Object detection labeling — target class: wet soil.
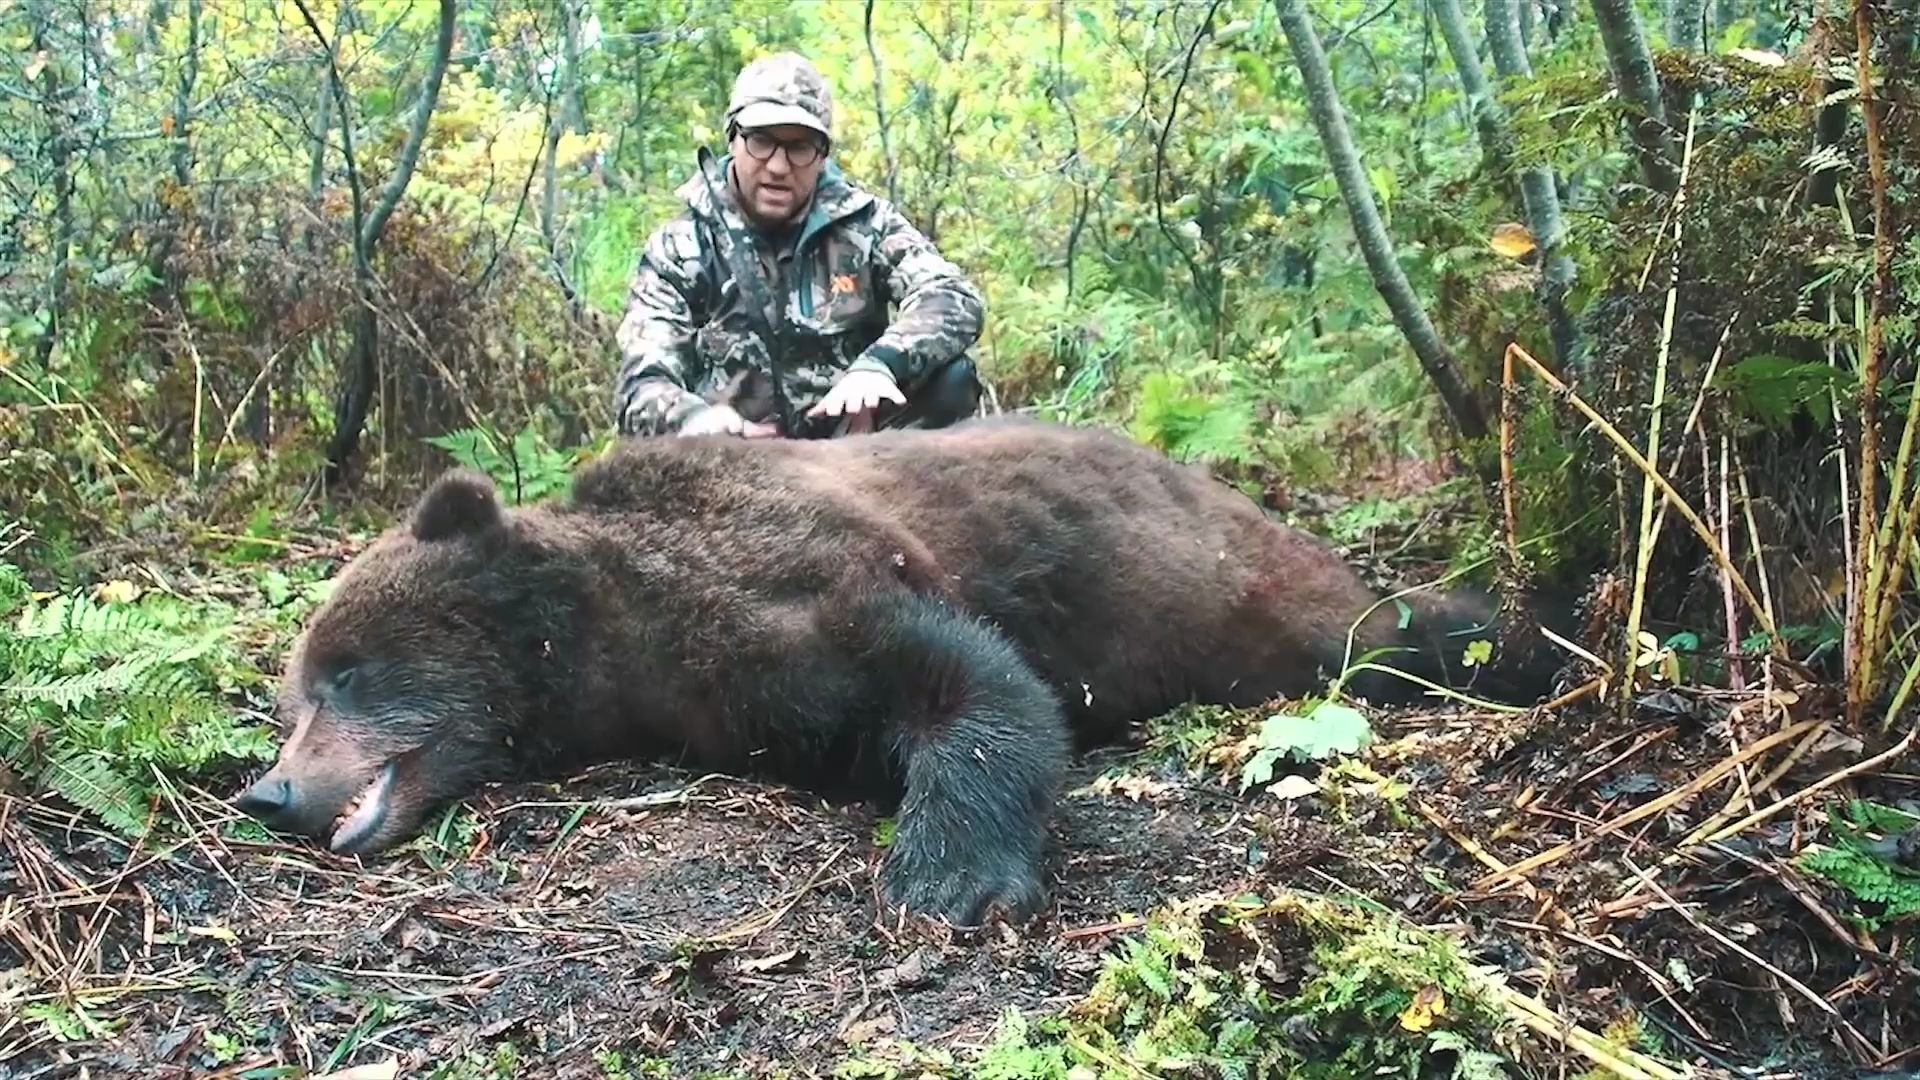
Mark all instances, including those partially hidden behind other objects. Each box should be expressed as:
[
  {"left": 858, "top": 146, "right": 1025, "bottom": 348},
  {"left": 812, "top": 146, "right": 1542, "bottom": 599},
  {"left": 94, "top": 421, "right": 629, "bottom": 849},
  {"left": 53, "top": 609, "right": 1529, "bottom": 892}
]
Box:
[
  {"left": 1, "top": 740, "right": 1348, "bottom": 1079},
  {"left": 6, "top": 692, "right": 1915, "bottom": 1080}
]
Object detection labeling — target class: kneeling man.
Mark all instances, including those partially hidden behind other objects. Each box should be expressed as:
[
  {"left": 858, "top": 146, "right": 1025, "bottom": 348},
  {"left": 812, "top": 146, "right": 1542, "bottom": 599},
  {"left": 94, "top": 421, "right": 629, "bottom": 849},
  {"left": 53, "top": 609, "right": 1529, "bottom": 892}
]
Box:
[{"left": 614, "top": 52, "right": 984, "bottom": 440}]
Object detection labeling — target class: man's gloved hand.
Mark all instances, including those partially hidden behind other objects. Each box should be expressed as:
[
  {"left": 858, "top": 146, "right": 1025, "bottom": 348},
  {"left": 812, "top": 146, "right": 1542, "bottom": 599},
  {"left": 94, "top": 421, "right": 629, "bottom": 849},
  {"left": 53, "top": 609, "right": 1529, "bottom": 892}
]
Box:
[
  {"left": 678, "top": 403, "right": 781, "bottom": 438},
  {"left": 808, "top": 368, "right": 906, "bottom": 435}
]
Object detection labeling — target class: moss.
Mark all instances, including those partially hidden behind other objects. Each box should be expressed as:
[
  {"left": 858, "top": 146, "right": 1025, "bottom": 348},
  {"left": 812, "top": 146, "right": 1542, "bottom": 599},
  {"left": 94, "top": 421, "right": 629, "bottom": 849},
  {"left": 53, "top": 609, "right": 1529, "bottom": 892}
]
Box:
[{"left": 843, "top": 889, "right": 1526, "bottom": 1079}]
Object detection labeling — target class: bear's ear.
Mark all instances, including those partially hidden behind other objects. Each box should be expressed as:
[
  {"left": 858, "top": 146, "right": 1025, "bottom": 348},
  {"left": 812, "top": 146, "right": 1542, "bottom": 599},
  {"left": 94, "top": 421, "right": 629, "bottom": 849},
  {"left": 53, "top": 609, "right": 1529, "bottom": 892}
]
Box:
[{"left": 411, "top": 469, "right": 504, "bottom": 542}]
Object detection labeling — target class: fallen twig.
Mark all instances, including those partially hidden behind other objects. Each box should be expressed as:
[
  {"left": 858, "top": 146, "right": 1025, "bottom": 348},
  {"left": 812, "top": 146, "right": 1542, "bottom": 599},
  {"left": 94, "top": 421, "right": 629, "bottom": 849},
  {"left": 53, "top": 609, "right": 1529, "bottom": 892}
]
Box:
[
  {"left": 304, "top": 942, "right": 621, "bottom": 986},
  {"left": 489, "top": 772, "right": 737, "bottom": 816},
  {"left": 1494, "top": 916, "right": 1719, "bottom": 1046},
  {"left": 1711, "top": 841, "right": 1920, "bottom": 980},
  {"left": 1416, "top": 798, "right": 1544, "bottom": 906},
  {"left": 1689, "top": 725, "right": 1917, "bottom": 850},
  {"left": 1493, "top": 982, "right": 1687, "bottom": 1080},
  {"left": 1474, "top": 717, "right": 1823, "bottom": 890},
  {"left": 1626, "top": 860, "right": 1878, "bottom": 1058},
  {"left": 1679, "top": 716, "right": 1829, "bottom": 850},
  {"left": 1060, "top": 917, "right": 1146, "bottom": 941}
]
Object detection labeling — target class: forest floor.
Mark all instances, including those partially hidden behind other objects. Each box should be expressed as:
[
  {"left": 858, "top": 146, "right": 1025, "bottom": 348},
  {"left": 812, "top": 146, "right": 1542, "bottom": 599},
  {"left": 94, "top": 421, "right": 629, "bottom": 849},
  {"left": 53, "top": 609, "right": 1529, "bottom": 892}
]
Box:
[{"left": 4, "top": 467, "right": 1918, "bottom": 1080}]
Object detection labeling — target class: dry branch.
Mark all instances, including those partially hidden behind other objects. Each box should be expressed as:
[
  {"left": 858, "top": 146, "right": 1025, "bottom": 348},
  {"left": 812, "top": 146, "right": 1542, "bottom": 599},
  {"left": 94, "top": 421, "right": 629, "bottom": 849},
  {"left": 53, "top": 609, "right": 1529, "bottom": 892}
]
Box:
[{"left": 1473, "top": 717, "right": 1822, "bottom": 889}]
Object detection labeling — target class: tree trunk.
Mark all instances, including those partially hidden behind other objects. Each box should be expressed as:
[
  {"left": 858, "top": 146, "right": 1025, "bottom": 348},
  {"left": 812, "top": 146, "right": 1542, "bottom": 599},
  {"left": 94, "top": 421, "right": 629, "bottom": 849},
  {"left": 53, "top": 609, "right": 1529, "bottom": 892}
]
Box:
[
  {"left": 1431, "top": 0, "right": 1502, "bottom": 156},
  {"left": 303, "top": 0, "right": 459, "bottom": 483},
  {"left": 541, "top": 0, "right": 583, "bottom": 311},
  {"left": 147, "top": 0, "right": 199, "bottom": 290},
  {"left": 1486, "top": 0, "right": 1579, "bottom": 370},
  {"left": 28, "top": 0, "right": 73, "bottom": 370},
  {"left": 1273, "top": 0, "right": 1491, "bottom": 445},
  {"left": 1667, "top": 0, "right": 1708, "bottom": 49},
  {"left": 864, "top": 0, "right": 900, "bottom": 206},
  {"left": 1591, "top": 0, "right": 1680, "bottom": 193}
]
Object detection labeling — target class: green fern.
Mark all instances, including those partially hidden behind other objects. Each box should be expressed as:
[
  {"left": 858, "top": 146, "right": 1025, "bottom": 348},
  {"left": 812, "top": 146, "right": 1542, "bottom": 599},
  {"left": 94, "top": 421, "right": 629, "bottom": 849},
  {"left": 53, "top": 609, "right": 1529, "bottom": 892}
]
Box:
[
  {"left": 1129, "top": 369, "right": 1259, "bottom": 467},
  {"left": 1, "top": 560, "right": 276, "bottom": 837},
  {"left": 424, "top": 424, "right": 578, "bottom": 505},
  {"left": 1797, "top": 800, "right": 1920, "bottom": 930}
]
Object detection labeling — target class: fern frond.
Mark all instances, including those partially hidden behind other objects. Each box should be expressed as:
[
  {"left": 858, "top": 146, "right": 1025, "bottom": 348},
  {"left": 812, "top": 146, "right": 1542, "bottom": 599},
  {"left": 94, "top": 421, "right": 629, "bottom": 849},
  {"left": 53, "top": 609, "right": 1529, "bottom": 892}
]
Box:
[
  {"left": 38, "top": 750, "right": 153, "bottom": 835},
  {"left": 1798, "top": 802, "right": 1920, "bottom": 930},
  {"left": 0, "top": 557, "right": 272, "bottom": 838},
  {"left": 4, "top": 651, "right": 170, "bottom": 708},
  {"left": 15, "top": 594, "right": 164, "bottom": 640}
]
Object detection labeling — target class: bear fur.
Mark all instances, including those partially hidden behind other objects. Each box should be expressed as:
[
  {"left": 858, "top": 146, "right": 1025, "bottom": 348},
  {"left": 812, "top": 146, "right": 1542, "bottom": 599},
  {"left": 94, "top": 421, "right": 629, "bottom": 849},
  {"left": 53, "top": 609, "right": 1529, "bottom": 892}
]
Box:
[{"left": 236, "top": 416, "right": 1565, "bottom": 926}]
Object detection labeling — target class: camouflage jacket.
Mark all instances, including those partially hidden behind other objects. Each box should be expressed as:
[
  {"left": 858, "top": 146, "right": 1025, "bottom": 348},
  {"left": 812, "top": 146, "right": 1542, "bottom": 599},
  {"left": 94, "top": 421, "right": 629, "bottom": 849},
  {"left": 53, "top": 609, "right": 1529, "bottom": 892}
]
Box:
[{"left": 613, "top": 154, "right": 985, "bottom": 437}]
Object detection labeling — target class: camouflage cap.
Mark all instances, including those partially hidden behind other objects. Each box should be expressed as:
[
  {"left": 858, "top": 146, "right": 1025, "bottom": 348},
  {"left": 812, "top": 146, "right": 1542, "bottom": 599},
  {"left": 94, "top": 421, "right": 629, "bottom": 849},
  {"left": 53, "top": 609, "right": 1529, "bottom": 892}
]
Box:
[{"left": 726, "top": 52, "right": 833, "bottom": 140}]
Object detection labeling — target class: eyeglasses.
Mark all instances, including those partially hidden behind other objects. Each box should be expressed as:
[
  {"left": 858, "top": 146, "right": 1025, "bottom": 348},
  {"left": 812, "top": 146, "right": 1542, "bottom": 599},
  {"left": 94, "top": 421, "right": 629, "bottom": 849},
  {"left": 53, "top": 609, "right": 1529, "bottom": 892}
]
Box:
[{"left": 737, "top": 129, "right": 827, "bottom": 168}]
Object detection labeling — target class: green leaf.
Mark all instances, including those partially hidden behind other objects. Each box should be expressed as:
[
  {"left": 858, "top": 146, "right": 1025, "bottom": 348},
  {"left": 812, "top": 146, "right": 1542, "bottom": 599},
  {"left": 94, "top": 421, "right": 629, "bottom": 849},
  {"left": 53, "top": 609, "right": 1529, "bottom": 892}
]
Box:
[
  {"left": 1715, "top": 355, "right": 1853, "bottom": 431},
  {"left": 1248, "top": 700, "right": 1374, "bottom": 776}
]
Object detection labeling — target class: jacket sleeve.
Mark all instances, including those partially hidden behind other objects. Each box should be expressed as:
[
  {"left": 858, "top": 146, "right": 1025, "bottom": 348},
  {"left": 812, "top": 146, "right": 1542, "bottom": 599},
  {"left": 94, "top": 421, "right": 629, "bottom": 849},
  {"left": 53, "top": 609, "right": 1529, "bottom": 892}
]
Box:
[
  {"left": 613, "top": 218, "right": 714, "bottom": 435},
  {"left": 845, "top": 201, "right": 985, "bottom": 392}
]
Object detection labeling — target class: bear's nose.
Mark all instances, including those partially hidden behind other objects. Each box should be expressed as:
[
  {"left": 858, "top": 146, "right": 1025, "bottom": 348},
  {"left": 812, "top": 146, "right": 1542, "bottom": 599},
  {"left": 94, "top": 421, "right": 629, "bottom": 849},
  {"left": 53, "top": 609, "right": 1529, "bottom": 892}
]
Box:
[{"left": 235, "top": 775, "right": 292, "bottom": 822}]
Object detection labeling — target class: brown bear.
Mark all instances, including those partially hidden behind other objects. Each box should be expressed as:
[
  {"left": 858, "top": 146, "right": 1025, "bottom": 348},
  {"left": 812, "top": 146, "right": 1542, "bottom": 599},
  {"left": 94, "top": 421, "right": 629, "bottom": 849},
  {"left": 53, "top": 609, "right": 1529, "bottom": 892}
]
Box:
[{"left": 235, "top": 416, "right": 1565, "bottom": 926}]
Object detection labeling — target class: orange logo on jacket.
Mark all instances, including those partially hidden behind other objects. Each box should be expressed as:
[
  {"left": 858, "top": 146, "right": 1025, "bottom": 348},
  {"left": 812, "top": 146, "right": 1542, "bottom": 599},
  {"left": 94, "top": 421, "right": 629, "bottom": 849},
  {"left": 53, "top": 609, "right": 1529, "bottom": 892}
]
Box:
[{"left": 830, "top": 273, "right": 857, "bottom": 296}]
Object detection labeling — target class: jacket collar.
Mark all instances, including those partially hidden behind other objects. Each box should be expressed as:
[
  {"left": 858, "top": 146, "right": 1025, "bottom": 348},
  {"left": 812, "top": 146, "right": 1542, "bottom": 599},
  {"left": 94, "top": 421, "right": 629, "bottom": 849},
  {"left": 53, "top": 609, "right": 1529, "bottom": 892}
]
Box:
[{"left": 676, "top": 151, "right": 875, "bottom": 253}]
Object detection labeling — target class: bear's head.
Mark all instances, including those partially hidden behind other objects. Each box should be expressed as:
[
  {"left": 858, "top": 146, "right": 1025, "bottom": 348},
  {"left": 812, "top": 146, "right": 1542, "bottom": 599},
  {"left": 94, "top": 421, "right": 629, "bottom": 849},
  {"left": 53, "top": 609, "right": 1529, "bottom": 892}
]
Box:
[{"left": 236, "top": 468, "right": 569, "bottom": 855}]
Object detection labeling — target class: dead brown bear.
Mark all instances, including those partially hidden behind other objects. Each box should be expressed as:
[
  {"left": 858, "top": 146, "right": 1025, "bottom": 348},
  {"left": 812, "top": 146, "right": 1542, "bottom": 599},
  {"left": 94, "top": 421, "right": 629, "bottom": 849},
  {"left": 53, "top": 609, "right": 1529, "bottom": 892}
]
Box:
[{"left": 236, "top": 416, "right": 1565, "bottom": 926}]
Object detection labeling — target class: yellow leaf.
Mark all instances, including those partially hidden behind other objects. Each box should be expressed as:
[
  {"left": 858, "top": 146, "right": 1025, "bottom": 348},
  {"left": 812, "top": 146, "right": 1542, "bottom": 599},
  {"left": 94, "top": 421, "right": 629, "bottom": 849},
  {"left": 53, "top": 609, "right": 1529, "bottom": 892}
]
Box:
[
  {"left": 188, "top": 923, "right": 237, "bottom": 944},
  {"left": 555, "top": 129, "right": 608, "bottom": 168},
  {"left": 1488, "top": 222, "right": 1536, "bottom": 260},
  {"left": 1399, "top": 984, "right": 1447, "bottom": 1032},
  {"left": 94, "top": 580, "right": 139, "bottom": 604},
  {"left": 24, "top": 50, "right": 47, "bottom": 82},
  {"left": 1730, "top": 48, "right": 1786, "bottom": 67},
  {"left": 0, "top": 154, "right": 12, "bottom": 176}
]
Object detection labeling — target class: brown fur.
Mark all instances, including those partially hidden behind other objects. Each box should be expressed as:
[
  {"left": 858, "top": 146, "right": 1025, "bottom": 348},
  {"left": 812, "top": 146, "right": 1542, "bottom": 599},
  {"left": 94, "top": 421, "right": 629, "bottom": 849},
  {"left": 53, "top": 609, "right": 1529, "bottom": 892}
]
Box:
[{"left": 237, "top": 416, "right": 1564, "bottom": 925}]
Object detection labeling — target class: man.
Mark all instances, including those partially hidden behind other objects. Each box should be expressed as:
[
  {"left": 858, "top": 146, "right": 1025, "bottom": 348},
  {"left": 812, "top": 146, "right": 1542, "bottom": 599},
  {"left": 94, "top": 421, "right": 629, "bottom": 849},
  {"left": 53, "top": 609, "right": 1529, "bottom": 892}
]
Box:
[{"left": 614, "top": 52, "right": 985, "bottom": 440}]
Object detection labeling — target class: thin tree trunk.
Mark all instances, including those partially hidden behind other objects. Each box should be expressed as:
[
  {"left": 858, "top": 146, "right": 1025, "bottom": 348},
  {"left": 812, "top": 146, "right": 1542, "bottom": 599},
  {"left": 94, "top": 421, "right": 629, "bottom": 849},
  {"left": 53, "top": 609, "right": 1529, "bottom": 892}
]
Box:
[
  {"left": 148, "top": 0, "right": 200, "bottom": 290},
  {"left": 304, "top": 21, "right": 336, "bottom": 256},
  {"left": 170, "top": 0, "right": 199, "bottom": 191},
  {"left": 29, "top": 0, "right": 73, "bottom": 369},
  {"left": 541, "top": 0, "right": 582, "bottom": 310},
  {"left": 1052, "top": 0, "right": 1088, "bottom": 301},
  {"left": 1486, "top": 0, "right": 1579, "bottom": 370},
  {"left": 1273, "top": 0, "right": 1490, "bottom": 445},
  {"left": 864, "top": 0, "right": 899, "bottom": 205},
  {"left": 355, "top": 0, "right": 454, "bottom": 260},
  {"left": 1807, "top": 12, "right": 1852, "bottom": 210},
  {"left": 1667, "top": 0, "right": 1708, "bottom": 49},
  {"left": 297, "top": 0, "right": 458, "bottom": 483},
  {"left": 1591, "top": 0, "right": 1680, "bottom": 193},
  {"left": 1431, "top": 0, "right": 1502, "bottom": 156}
]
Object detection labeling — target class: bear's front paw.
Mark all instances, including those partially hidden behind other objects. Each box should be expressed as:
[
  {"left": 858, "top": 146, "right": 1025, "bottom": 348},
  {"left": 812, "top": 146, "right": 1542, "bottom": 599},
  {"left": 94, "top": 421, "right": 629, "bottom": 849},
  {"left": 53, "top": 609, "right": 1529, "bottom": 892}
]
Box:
[{"left": 879, "top": 839, "right": 1047, "bottom": 928}]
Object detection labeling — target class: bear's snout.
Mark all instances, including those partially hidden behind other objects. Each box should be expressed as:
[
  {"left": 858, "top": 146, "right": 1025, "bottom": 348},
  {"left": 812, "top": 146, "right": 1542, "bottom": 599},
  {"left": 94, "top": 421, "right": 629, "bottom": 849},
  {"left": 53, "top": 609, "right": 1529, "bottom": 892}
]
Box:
[
  {"left": 234, "top": 765, "right": 337, "bottom": 837},
  {"left": 234, "top": 772, "right": 293, "bottom": 820}
]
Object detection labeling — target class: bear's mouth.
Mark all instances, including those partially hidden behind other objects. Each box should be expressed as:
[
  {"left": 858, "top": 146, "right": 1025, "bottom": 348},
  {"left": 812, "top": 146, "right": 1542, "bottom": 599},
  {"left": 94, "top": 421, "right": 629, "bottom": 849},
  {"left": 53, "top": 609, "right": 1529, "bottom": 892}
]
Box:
[{"left": 329, "top": 760, "right": 398, "bottom": 854}]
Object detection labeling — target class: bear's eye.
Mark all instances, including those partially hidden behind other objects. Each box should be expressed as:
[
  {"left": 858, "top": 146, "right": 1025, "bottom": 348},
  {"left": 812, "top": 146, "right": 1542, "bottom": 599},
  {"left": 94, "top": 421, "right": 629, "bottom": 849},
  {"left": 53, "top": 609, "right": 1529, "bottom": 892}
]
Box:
[{"left": 329, "top": 665, "right": 358, "bottom": 693}]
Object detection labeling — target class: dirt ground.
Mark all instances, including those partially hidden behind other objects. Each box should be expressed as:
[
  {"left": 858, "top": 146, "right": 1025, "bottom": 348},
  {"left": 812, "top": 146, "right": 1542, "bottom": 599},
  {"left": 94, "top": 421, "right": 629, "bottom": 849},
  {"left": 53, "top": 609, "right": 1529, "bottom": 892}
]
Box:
[
  {"left": 0, "top": 731, "right": 1312, "bottom": 1078},
  {"left": 5, "top": 686, "right": 1916, "bottom": 1080}
]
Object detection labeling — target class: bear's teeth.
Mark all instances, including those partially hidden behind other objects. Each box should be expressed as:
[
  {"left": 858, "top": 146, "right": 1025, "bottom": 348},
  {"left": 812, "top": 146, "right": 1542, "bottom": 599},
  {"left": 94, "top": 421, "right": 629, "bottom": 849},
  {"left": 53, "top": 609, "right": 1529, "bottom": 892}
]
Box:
[{"left": 329, "top": 761, "right": 398, "bottom": 853}]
